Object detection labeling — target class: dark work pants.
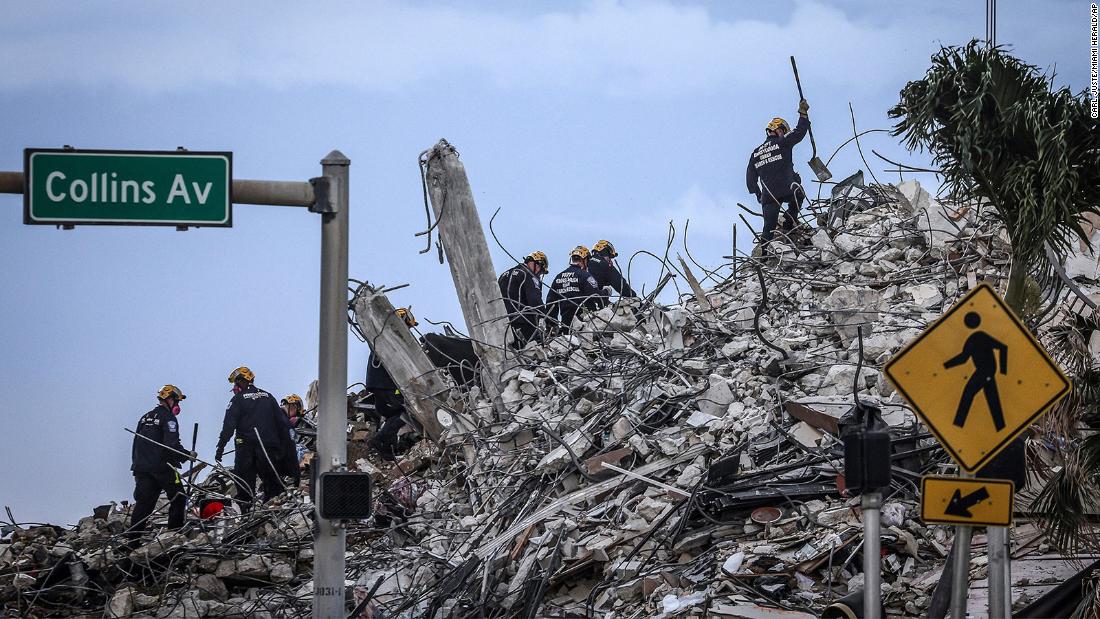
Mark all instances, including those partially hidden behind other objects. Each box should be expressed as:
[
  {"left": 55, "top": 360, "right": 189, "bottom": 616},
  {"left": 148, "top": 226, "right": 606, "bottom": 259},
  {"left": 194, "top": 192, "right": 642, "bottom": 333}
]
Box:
[
  {"left": 368, "top": 389, "right": 406, "bottom": 447},
  {"left": 233, "top": 441, "right": 284, "bottom": 512},
  {"left": 129, "top": 469, "right": 185, "bottom": 537},
  {"left": 760, "top": 194, "right": 801, "bottom": 245},
  {"left": 508, "top": 319, "right": 539, "bottom": 349}
]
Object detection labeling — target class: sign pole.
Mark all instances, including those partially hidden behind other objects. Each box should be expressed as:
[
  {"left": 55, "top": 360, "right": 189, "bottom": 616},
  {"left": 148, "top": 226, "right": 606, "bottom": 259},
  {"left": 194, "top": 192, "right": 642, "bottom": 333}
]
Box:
[
  {"left": 988, "top": 525, "right": 1011, "bottom": 618},
  {"left": 862, "top": 491, "right": 882, "bottom": 619},
  {"left": 313, "top": 150, "right": 350, "bottom": 618},
  {"left": 950, "top": 524, "right": 972, "bottom": 618},
  {"left": 1004, "top": 528, "right": 1013, "bottom": 617}
]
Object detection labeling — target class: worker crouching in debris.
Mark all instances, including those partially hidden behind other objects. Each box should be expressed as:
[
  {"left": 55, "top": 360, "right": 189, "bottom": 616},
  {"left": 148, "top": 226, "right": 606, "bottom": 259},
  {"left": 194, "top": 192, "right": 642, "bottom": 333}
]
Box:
[
  {"left": 215, "top": 367, "right": 296, "bottom": 512},
  {"left": 497, "top": 250, "right": 549, "bottom": 348},
  {"left": 546, "top": 245, "right": 607, "bottom": 334},
  {"left": 365, "top": 307, "right": 419, "bottom": 461},
  {"left": 128, "top": 384, "right": 193, "bottom": 538},
  {"left": 588, "top": 239, "right": 635, "bottom": 302},
  {"left": 746, "top": 98, "right": 811, "bottom": 252}
]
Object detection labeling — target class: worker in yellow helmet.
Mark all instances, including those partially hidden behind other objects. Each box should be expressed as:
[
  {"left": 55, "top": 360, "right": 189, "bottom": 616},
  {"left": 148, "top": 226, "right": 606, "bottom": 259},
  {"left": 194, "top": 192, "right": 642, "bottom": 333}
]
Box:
[
  {"left": 279, "top": 394, "right": 307, "bottom": 486},
  {"left": 746, "top": 98, "right": 811, "bottom": 252},
  {"left": 546, "top": 245, "right": 607, "bottom": 334},
  {"left": 128, "top": 384, "right": 192, "bottom": 538},
  {"left": 588, "top": 240, "right": 635, "bottom": 302},
  {"left": 497, "top": 250, "right": 549, "bottom": 348},
  {"left": 216, "top": 367, "right": 296, "bottom": 511}
]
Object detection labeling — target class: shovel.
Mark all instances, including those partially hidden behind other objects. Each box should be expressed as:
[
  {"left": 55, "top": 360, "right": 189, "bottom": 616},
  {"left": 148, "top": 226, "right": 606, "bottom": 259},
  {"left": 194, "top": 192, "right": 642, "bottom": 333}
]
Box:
[{"left": 789, "top": 56, "right": 832, "bottom": 182}]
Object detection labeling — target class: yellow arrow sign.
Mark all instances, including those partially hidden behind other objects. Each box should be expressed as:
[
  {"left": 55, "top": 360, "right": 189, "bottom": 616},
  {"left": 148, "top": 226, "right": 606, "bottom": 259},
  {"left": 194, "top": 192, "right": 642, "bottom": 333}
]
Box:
[
  {"left": 885, "top": 283, "right": 1070, "bottom": 472},
  {"left": 921, "top": 476, "right": 1014, "bottom": 527}
]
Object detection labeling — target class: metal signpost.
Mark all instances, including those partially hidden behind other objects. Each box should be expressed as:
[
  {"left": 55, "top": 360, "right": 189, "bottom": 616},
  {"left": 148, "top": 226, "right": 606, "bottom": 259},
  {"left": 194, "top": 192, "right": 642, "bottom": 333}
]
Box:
[
  {"left": 885, "top": 283, "right": 1071, "bottom": 618},
  {"left": 2, "top": 148, "right": 352, "bottom": 618}
]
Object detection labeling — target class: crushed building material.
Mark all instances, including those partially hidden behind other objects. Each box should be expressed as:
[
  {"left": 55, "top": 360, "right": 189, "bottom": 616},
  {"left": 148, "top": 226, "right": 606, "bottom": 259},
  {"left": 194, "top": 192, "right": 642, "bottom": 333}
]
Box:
[{"left": 3, "top": 177, "right": 1098, "bottom": 618}]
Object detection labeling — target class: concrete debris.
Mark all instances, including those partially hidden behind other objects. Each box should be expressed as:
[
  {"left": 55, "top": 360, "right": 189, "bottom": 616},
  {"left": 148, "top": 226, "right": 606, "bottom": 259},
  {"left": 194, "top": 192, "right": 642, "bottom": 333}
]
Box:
[{"left": 3, "top": 179, "right": 1097, "bottom": 618}]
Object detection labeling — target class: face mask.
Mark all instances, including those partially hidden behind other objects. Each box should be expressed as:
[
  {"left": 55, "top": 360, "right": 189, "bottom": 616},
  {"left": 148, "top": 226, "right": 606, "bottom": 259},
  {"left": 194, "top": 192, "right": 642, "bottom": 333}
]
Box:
[
  {"left": 232, "top": 386, "right": 242, "bottom": 394},
  {"left": 171, "top": 405, "right": 181, "bottom": 416}
]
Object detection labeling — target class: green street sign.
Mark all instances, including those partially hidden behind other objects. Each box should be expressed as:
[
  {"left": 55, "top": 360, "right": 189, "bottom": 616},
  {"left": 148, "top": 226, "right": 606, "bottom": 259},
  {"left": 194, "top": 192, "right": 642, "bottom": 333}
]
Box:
[{"left": 24, "top": 149, "right": 232, "bottom": 227}]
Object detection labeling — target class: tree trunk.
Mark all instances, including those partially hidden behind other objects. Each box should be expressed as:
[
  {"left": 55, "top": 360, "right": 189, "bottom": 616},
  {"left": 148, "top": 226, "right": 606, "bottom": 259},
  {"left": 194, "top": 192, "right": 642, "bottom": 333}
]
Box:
[
  {"left": 422, "top": 140, "right": 508, "bottom": 405},
  {"left": 1004, "top": 257, "right": 1028, "bottom": 314}
]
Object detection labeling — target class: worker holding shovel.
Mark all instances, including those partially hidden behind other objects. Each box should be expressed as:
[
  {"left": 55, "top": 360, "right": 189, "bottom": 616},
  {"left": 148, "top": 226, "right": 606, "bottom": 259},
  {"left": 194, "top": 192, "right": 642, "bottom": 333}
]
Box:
[{"left": 746, "top": 98, "right": 811, "bottom": 252}]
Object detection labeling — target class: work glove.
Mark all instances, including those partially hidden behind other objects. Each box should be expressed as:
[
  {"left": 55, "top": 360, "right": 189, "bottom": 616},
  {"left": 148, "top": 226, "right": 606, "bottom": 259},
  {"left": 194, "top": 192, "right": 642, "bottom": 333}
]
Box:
[
  {"left": 798, "top": 99, "right": 809, "bottom": 115},
  {"left": 214, "top": 447, "right": 224, "bottom": 463},
  {"left": 189, "top": 450, "right": 199, "bottom": 460}
]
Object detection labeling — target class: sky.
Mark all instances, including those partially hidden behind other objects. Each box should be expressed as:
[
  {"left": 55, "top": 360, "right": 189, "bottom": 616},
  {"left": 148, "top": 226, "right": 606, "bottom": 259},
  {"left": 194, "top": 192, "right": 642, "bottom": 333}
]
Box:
[{"left": 0, "top": 0, "right": 1091, "bottom": 525}]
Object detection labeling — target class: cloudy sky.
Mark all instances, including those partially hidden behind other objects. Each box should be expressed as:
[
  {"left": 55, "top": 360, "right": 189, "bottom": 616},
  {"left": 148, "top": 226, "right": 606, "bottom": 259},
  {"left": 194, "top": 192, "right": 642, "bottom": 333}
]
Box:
[{"left": 0, "top": 0, "right": 1090, "bottom": 524}]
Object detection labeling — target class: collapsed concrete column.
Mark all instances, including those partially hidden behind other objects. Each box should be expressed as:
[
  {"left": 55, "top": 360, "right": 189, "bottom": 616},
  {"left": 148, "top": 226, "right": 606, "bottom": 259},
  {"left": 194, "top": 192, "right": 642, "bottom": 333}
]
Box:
[
  {"left": 422, "top": 140, "right": 508, "bottom": 402},
  {"left": 353, "top": 285, "right": 450, "bottom": 442}
]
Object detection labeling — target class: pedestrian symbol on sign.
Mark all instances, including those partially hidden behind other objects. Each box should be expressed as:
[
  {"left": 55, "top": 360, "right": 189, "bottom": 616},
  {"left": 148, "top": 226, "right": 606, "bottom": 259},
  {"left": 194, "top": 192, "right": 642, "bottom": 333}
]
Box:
[
  {"left": 943, "top": 312, "right": 1008, "bottom": 431},
  {"left": 884, "top": 283, "right": 1071, "bottom": 472}
]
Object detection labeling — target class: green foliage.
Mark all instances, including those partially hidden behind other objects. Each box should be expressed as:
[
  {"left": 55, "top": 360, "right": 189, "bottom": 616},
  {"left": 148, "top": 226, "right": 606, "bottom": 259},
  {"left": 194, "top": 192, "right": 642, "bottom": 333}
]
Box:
[{"left": 889, "top": 41, "right": 1100, "bottom": 265}]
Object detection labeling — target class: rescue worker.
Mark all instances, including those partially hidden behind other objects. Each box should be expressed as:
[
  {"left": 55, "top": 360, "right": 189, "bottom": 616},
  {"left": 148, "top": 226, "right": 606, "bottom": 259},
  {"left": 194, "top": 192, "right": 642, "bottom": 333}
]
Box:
[
  {"left": 215, "top": 367, "right": 292, "bottom": 511},
  {"left": 128, "top": 385, "right": 191, "bottom": 538},
  {"left": 497, "top": 251, "right": 549, "bottom": 348},
  {"left": 588, "top": 240, "right": 635, "bottom": 301},
  {"left": 280, "top": 394, "right": 306, "bottom": 485},
  {"left": 746, "top": 99, "right": 811, "bottom": 251},
  {"left": 365, "top": 308, "right": 418, "bottom": 461},
  {"left": 281, "top": 394, "right": 305, "bottom": 429},
  {"left": 546, "top": 245, "right": 606, "bottom": 334}
]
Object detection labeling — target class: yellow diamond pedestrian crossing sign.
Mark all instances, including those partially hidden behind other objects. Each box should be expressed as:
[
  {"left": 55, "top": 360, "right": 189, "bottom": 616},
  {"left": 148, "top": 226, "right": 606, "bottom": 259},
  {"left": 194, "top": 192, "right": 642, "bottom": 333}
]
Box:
[{"left": 885, "top": 283, "right": 1071, "bottom": 472}]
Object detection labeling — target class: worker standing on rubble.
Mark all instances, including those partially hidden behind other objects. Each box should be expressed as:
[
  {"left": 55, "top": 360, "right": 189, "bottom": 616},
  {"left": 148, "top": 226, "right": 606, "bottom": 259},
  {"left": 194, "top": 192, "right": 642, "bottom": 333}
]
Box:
[
  {"left": 215, "top": 367, "right": 293, "bottom": 511},
  {"left": 497, "top": 251, "right": 549, "bottom": 348},
  {"left": 279, "top": 394, "right": 306, "bottom": 486},
  {"left": 746, "top": 99, "right": 811, "bottom": 251},
  {"left": 365, "top": 307, "right": 419, "bottom": 461},
  {"left": 546, "top": 245, "right": 606, "bottom": 334},
  {"left": 588, "top": 240, "right": 635, "bottom": 301},
  {"left": 128, "top": 385, "right": 192, "bottom": 538}
]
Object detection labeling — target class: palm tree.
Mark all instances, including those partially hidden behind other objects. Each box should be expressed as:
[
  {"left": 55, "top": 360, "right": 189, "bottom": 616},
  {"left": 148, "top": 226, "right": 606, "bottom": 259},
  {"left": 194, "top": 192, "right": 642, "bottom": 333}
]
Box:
[
  {"left": 890, "top": 42, "right": 1100, "bottom": 552},
  {"left": 889, "top": 40, "right": 1099, "bottom": 308}
]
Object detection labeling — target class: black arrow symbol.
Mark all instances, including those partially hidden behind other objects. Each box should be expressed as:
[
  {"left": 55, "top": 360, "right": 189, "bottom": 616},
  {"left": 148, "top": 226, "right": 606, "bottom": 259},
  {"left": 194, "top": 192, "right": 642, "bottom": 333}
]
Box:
[{"left": 944, "top": 486, "right": 991, "bottom": 518}]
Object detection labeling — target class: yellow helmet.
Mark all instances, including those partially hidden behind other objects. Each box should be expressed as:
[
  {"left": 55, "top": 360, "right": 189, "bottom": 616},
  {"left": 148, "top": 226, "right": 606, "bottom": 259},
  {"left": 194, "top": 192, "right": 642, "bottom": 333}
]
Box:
[
  {"left": 592, "top": 240, "right": 617, "bottom": 257},
  {"left": 766, "top": 117, "right": 790, "bottom": 134},
  {"left": 569, "top": 245, "right": 590, "bottom": 261},
  {"left": 281, "top": 394, "right": 303, "bottom": 408},
  {"left": 157, "top": 384, "right": 186, "bottom": 401},
  {"left": 524, "top": 250, "right": 549, "bottom": 271},
  {"left": 396, "top": 307, "right": 418, "bottom": 328},
  {"left": 228, "top": 366, "right": 255, "bottom": 383}
]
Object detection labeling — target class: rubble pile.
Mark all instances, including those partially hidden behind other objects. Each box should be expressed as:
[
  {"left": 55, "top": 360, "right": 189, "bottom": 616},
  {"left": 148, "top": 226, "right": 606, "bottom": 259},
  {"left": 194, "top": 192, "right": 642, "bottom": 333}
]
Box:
[
  {"left": 3, "top": 178, "right": 1098, "bottom": 618},
  {"left": 0, "top": 492, "right": 316, "bottom": 618}
]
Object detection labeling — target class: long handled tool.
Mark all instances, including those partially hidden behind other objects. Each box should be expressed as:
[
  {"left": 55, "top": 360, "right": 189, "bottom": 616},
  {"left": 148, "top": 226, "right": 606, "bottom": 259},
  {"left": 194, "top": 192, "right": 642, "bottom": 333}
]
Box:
[
  {"left": 789, "top": 56, "right": 832, "bottom": 182},
  {"left": 188, "top": 423, "right": 199, "bottom": 486}
]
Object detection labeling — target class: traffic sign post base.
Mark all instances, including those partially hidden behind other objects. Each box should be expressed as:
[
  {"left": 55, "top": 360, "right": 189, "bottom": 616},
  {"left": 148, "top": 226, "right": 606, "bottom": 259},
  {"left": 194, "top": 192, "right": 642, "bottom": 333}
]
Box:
[
  {"left": 862, "top": 491, "right": 882, "bottom": 619},
  {"left": 951, "top": 524, "right": 972, "bottom": 619},
  {"left": 988, "top": 525, "right": 1011, "bottom": 619}
]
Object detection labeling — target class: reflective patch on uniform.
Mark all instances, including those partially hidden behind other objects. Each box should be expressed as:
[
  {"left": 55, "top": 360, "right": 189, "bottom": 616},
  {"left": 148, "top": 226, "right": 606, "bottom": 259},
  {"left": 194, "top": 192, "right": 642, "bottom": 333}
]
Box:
[
  {"left": 243, "top": 392, "right": 264, "bottom": 400},
  {"left": 587, "top": 277, "right": 598, "bottom": 287},
  {"left": 167, "top": 420, "right": 177, "bottom": 433}
]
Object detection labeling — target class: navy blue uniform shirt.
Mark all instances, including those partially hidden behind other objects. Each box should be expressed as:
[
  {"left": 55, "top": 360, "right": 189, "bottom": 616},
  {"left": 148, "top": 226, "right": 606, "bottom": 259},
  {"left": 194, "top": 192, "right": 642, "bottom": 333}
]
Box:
[{"left": 746, "top": 115, "right": 810, "bottom": 203}]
